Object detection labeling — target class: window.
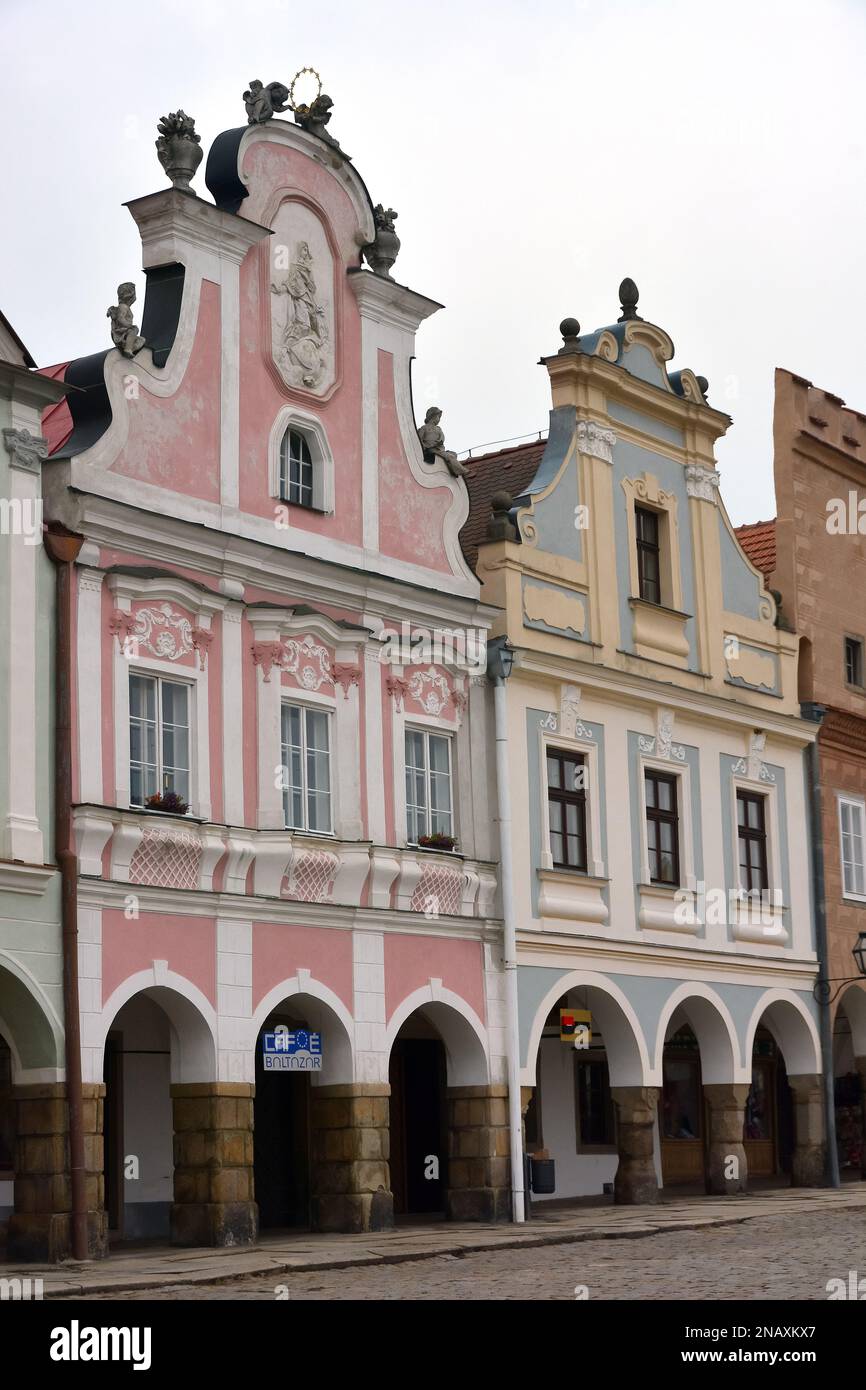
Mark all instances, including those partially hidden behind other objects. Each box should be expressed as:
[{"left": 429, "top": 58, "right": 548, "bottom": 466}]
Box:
[
  {"left": 575, "top": 1053, "right": 615, "bottom": 1148},
  {"left": 281, "top": 703, "right": 332, "bottom": 832},
  {"left": 405, "top": 730, "right": 452, "bottom": 843},
  {"left": 645, "top": 769, "right": 680, "bottom": 886},
  {"left": 737, "top": 790, "right": 768, "bottom": 894},
  {"left": 845, "top": 636, "right": 864, "bottom": 689},
  {"left": 840, "top": 798, "right": 866, "bottom": 899},
  {"left": 279, "top": 428, "right": 314, "bottom": 508},
  {"left": 129, "top": 674, "right": 190, "bottom": 807},
  {"left": 635, "top": 505, "right": 661, "bottom": 605},
  {"left": 546, "top": 748, "right": 587, "bottom": 870},
  {"left": 0, "top": 1033, "right": 13, "bottom": 1174}
]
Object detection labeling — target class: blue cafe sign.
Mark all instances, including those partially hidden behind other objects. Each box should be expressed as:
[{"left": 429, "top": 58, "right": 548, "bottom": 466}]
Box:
[{"left": 262, "top": 1028, "right": 323, "bottom": 1071}]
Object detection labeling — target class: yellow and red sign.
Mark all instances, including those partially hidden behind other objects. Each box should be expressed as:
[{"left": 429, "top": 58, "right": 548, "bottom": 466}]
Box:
[{"left": 560, "top": 1008, "right": 592, "bottom": 1044}]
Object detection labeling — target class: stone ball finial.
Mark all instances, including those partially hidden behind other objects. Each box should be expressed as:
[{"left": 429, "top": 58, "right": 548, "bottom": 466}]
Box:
[
  {"left": 558, "top": 317, "right": 582, "bottom": 354},
  {"left": 617, "top": 277, "right": 641, "bottom": 322},
  {"left": 488, "top": 491, "right": 517, "bottom": 543},
  {"left": 696, "top": 374, "right": 709, "bottom": 399}
]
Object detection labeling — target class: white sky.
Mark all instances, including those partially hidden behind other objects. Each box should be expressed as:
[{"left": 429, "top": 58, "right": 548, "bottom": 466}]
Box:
[{"left": 2, "top": 0, "right": 865, "bottom": 524}]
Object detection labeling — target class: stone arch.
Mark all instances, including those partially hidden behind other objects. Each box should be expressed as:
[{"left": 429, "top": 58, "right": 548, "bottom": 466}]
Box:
[
  {"left": 835, "top": 984, "right": 866, "bottom": 1059},
  {"left": 654, "top": 983, "right": 743, "bottom": 1084},
  {"left": 523, "top": 970, "right": 650, "bottom": 1088},
  {"left": 384, "top": 985, "right": 490, "bottom": 1087},
  {"left": 251, "top": 974, "right": 355, "bottom": 1086},
  {"left": 0, "top": 952, "right": 64, "bottom": 1081},
  {"left": 745, "top": 989, "right": 821, "bottom": 1077},
  {"left": 97, "top": 968, "right": 217, "bottom": 1083}
]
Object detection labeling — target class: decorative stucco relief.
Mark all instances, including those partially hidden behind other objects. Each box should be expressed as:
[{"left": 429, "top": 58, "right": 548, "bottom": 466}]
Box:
[{"left": 269, "top": 202, "right": 335, "bottom": 394}]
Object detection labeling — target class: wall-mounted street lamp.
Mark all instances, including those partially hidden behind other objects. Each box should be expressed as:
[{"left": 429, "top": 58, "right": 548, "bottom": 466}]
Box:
[
  {"left": 813, "top": 932, "right": 866, "bottom": 1004},
  {"left": 487, "top": 635, "right": 516, "bottom": 683}
]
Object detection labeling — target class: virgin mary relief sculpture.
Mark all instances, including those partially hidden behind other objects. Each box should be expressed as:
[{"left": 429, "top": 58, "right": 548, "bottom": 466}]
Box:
[{"left": 269, "top": 205, "right": 335, "bottom": 393}]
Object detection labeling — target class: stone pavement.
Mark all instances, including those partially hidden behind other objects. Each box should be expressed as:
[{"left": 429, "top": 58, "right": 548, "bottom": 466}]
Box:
[{"left": 5, "top": 1186, "right": 866, "bottom": 1299}]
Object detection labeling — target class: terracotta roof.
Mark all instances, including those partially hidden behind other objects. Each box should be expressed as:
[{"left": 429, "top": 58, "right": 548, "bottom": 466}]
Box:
[
  {"left": 459, "top": 437, "right": 547, "bottom": 570},
  {"left": 735, "top": 518, "right": 776, "bottom": 578}
]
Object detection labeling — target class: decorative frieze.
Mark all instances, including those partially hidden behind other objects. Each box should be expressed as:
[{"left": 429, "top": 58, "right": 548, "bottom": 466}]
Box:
[
  {"left": 3, "top": 427, "right": 48, "bottom": 473},
  {"left": 685, "top": 463, "right": 721, "bottom": 503},
  {"left": 575, "top": 419, "right": 616, "bottom": 464}
]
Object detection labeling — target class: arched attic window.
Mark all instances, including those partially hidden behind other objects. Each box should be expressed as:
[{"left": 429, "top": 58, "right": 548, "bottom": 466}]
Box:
[
  {"left": 280, "top": 428, "right": 314, "bottom": 508},
  {"left": 271, "top": 410, "right": 334, "bottom": 514}
]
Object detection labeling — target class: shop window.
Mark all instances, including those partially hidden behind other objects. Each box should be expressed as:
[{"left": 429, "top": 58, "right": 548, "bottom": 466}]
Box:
[
  {"left": 0, "top": 1034, "right": 13, "bottom": 1174},
  {"left": 574, "top": 1053, "right": 615, "bottom": 1149}
]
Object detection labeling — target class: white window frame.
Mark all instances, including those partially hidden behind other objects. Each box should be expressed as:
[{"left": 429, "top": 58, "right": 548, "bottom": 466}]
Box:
[
  {"left": 539, "top": 729, "right": 605, "bottom": 878},
  {"left": 280, "top": 698, "right": 334, "bottom": 836},
  {"left": 128, "top": 669, "right": 194, "bottom": 813},
  {"left": 839, "top": 795, "right": 866, "bottom": 902},
  {"left": 269, "top": 406, "right": 334, "bottom": 514},
  {"left": 404, "top": 725, "right": 454, "bottom": 845}
]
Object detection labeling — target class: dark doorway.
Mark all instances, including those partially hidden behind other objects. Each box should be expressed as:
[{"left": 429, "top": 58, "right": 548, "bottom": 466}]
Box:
[
  {"left": 389, "top": 1035, "right": 447, "bottom": 1216},
  {"left": 253, "top": 1018, "right": 311, "bottom": 1230},
  {"left": 103, "top": 1032, "right": 124, "bottom": 1235}
]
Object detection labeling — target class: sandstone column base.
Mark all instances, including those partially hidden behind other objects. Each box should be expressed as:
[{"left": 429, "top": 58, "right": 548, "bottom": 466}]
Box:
[
  {"left": 612, "top": 1086, "right": 660, "bottom": 1204},
  {"left": 170, "top": 1083, "right": 258, "bottom": 1247},
  {"left": 310, "top": 1084, "right": 393, "bottom": 1233},
  {"left": 446, "top": 1085, "right": 511, "bottom": 1222},
  {"left": 7, "top": 1082, "right": 107, "bottom": 1262},
  {"left": 789, "top": 1073, "right": 826, "bottom": 1188},
  {"left": 704, "top": 1083, "right": 750, "bottom": 1194}
]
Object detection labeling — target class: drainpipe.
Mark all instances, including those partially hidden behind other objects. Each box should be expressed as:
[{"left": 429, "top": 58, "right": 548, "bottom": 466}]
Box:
[
  {"left": 488, "top": 638, "right": 524, "bottom": 1223},
  {"left": 803, "top": 707, "right": 840, "bottom": 1187},
  {"left": 44, "top": 527, "right": 89, "bottom": 1259}
]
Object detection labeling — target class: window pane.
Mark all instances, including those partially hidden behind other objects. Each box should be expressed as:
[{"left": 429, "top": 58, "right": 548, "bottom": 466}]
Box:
[
  {"left": 428, "top": 735, "right": 450, "bottom": 776},
  {"left": 547, "top": 755, "right": 561, "bottom": 790},
  {"left": 161, "top": 681, "right": 188, "bottom": 728},
  {"left": 406, "top": 730, "right": 426, "bottom": 772},
  {"left": 645, "top": 774, "right": 657, "bottom": 809},
  {"left": 130, "top": 674, "right": 156, "bottom": 721}
]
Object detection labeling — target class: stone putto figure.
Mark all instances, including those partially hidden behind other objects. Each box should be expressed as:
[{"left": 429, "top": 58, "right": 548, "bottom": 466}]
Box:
[
  {"left": 418, "top": 407, "right": 468, "bottom": 479},
  {"left": 244, "top": 80, "right": 291, "bottom": 124},
  {"left": 294, "top": 94, "right": 342, "bottom": 151},
  {"left": 107, "top": 283, "right": 146, "bottom": 358}
]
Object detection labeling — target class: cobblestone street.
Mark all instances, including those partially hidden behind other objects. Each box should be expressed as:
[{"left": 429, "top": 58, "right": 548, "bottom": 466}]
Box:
[{"left": 77, "top": 1207, "right": 866, "bottom": 1301}]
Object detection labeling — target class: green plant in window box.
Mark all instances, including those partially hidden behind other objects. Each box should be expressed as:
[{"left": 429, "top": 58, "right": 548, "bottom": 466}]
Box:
[
  {"left": 145, "top": 791, "right": 189, "bottom": 816},
  {"left": 417, "top": 833, "right": 458, "bottom": 852}
]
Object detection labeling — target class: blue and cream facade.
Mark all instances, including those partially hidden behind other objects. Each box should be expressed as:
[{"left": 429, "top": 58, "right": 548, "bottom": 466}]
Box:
[{"left": 474, "top": 296, "right": 825, "bottom": 1201}]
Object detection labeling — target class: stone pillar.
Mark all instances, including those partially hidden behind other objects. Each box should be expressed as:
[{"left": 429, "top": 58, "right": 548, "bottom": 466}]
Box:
[
  {"left": 856, "top": 1058, "right": 866, "bottom": 1180},
  {"left": 170, "top": 1082, "right": 257, "bottom": 1246},
  {"left": 310, "top": 1083, "right": 393, "bottom": 1233},
  {"left": 788, "top": 1073, "right": 825, "bottom": 1187},
  {"left": 703, "top": 1083, "right": 750, "bottom": 1194},
  {"left": 7, "top": 1082, "right": 107, "bottom": 1261},
  {"left": 611, "top": 1086, "right": 659, "bottom": 1204},
  {"left": 446, "top": 1084, "right": 511, "bottom": 1222}
]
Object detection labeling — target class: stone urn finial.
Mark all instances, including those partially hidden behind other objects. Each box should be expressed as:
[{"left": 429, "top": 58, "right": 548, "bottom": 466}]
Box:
[
  {"left": 156, "top": 110, "right": 203, "bottom": 192},
  {"left": 617, "top": 277, "right": 641, "bottom": 322},
  {"left": 363, "top": 205, "right": 401, "bottom": 279}
]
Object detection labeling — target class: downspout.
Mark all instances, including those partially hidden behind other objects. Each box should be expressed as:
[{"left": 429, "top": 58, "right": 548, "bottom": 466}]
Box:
[
  {"left": 491, "top": 664, "right": 525, "bottom": 1223},
  {"left": 44, "top": 527, "right": 89, "bottom": 1258},
  {"left": 804, "top": 709, "right": 840, "bottom": 1187}
]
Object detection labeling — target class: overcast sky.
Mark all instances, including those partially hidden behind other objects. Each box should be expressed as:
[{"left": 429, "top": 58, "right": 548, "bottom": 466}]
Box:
[{"left": 3, "top": 0, "right": 864, "bottom": 524}]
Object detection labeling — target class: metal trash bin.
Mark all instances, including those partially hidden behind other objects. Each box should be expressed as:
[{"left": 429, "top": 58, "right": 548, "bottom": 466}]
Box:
[{"left": 530, "top": 1156, "right": 556, "bottom": 1195}]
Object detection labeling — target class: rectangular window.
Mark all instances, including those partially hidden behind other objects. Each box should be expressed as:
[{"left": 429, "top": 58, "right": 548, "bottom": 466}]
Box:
[
  {"left": 574, "top": 1054, "right": 615, "bottom": 1148},
  {"left": 405, "top": 730, "right": 453, "bottom": 843},
  {"left": 129, "top": 673, "right": 190, "bottom": 807},
  {"left": 840, "top": 798, "right": 866, "bottom": 899},
  {"left": 845, "top": 636, "right": 864, "bottom": 689},
  {"left": 281, "top": 703, "right": 332, "bottom": 832},
  {"left": 547, "top": 748, "right": 587, "bottom": 870},
  {"left": 635, "top": 505, "right": 662, "bottom": 605},
  {"left": 645, "top": 769, "right": 680, "bottom": 886},
  {"left": 737, "top": 790, "right": 768, "bottom": 894}
]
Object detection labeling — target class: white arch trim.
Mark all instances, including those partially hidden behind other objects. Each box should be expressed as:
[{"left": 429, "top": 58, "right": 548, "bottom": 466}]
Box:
[
  {"left": 744, "top": 989, "right": 822, "bottom": 1078},
  {"left": 93, "top": 964, "right": 218, "bottom": 1084},
  {"left": 654, "top": 982, "right": 745, "bottom": 1084},
  {"left": 836, "top": 984, "right": 866, "bottom": 1059},
  {"left": 384, "top": 982, "right": 490, "bottom": 1087},
  {"left": 0, "top": 949, "right": 65, "bottom": 1081},
  {"left": 251, "top": 973, "right": 356, "bottom": 1085},
  {"left": 523, "top": 971, "right": 652, "bottom": 1088}
]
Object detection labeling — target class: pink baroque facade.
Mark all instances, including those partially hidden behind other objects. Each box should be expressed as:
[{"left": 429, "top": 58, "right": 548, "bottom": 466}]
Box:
[{"left": 39, "top": 106, "right": 504, "bottom": 1244}]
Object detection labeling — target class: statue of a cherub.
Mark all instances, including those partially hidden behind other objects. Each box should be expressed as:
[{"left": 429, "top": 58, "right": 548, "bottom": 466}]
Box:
[
  {"left": 107, "top": 283, "right": 146, "bottom": 358},
  {"left": 418, "top": 406, "right": 468, "bottom": 479}
]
